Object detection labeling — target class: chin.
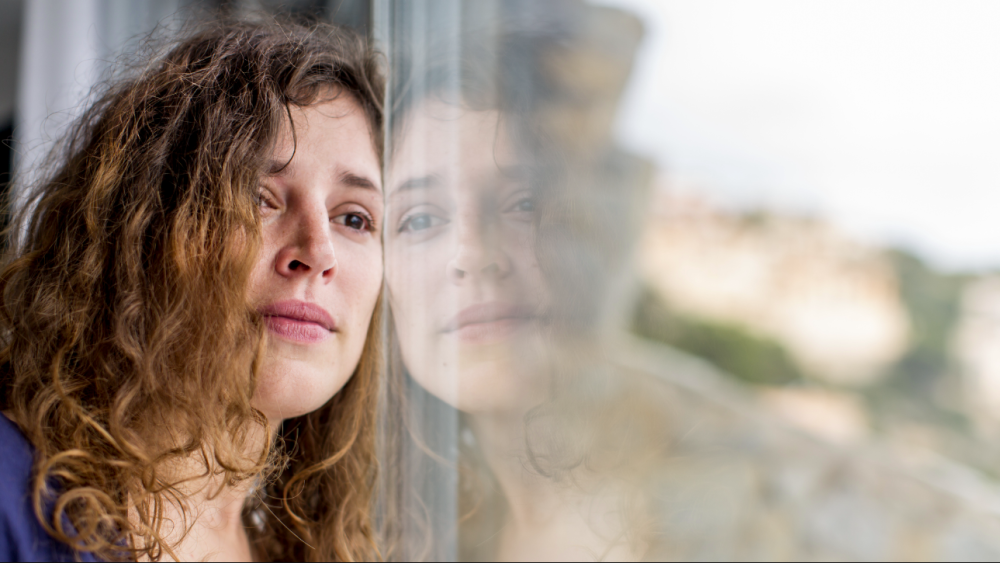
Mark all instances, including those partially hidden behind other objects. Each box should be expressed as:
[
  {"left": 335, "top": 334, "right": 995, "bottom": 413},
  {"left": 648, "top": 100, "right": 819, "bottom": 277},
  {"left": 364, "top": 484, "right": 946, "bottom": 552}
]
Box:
[
  {"left": 412, "top": 359, "right": 548, "bottom": 415},
  {"left": 402, "top": 333, "right": 551, "bottom": 414},
  {"left": 253, "top": 358, "right": 352, "bottom": 422}
]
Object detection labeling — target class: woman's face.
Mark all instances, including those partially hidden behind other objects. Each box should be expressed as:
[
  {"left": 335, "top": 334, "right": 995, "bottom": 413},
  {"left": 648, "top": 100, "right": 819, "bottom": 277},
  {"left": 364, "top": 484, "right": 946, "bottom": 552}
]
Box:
[
  {"left": 386, "top": 102, "right": 551, "bottom": 414},
  {"left": 248, "top": 94, "right": 383, "bottom": 423}
]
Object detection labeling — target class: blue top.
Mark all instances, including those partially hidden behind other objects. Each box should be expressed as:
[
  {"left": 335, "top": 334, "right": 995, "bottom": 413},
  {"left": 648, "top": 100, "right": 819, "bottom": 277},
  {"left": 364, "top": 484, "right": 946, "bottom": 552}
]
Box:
[{"left": 0, "top": 414, "right": 97, "bottom": 562}]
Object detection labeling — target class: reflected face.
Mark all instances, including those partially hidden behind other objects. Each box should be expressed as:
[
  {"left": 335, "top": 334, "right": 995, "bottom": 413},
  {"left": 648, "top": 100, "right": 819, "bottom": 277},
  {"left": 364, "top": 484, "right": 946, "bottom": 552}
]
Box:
[
  {"left": 249, "top": 94, "right": 383, "bottom": 423},
  {"left": 386, "top": 102, "right": 550, "bottom": 414}
]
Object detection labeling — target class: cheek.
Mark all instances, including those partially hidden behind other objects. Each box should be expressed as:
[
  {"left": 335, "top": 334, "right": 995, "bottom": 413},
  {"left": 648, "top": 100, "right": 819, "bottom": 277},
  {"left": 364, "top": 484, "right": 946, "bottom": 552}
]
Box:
[
  {"left": 523, "top": 261, "right": 550, "bottom": 308},
  {"left": 385, "top": 239, "right": 452, "bottom": 386},
  {"left": 247, "top": 256, "right": 271, "bottom": 307},
  {"left": 386, "top": 239, "right": 452, "bottom": 333},
  {"left": 247, "top": 227, "right": 282, "bottom": 304},
  {"left": 341, "top": 242, "right": 384, "bottom": 320},
  {"left": 503, "top": 231, "right": 550, "bottom": 306}
]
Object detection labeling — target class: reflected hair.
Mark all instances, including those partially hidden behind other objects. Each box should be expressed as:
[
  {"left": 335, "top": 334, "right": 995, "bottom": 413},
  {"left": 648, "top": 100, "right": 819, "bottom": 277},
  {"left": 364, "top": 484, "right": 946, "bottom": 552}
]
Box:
[{"left": 0, "top": 18, "right": 383, "bottom": 562}]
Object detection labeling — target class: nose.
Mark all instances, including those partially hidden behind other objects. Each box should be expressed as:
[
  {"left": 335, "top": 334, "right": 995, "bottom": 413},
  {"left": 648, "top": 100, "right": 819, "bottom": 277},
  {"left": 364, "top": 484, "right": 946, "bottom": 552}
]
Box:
[
  {"left": 275, "top": 208, "right": 337, "bottom": 281},
  {"left": 447, "top": 213, "right": 512, "bottom": 284}
]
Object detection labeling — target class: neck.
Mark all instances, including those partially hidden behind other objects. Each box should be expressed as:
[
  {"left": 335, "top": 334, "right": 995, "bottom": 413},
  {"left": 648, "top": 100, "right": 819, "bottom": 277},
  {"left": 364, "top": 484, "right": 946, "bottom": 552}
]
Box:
[
  {"left": 467, "top": 407, "right": 642, "bottom": 561},
  {"left": 153, "top": 420, "right": 274, "bottom": 562},
  {"left": 158, "top": 473, "right": 255, "bottom": 562}
]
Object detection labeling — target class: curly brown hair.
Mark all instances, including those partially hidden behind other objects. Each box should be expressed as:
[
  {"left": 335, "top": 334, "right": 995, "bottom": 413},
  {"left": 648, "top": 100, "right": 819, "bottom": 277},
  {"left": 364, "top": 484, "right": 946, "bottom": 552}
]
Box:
[{"left": 0, "top": 18, "right": 384, "bottom": 562}]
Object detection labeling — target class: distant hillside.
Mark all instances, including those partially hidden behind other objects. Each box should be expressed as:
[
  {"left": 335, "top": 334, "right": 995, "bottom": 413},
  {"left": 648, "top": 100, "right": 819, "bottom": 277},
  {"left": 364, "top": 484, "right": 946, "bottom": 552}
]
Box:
[{"left": 630, "top": 191, "right": 1000, "bottom": 475}]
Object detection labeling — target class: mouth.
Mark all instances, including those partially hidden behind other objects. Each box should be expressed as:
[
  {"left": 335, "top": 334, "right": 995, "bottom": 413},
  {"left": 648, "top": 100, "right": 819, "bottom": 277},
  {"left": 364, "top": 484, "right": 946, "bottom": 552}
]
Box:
[
  {"left": 442, "top": 302, "right": 537, "bottom": 344},
  {"left": 258, "top": 300, "right": 337, "bottom": 344}
]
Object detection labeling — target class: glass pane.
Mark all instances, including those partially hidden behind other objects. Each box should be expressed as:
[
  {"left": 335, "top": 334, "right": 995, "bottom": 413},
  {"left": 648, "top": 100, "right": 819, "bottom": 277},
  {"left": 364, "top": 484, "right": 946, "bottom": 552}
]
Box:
[{"left": 377, "top": 0, "right": 1000, "bottom": 560}]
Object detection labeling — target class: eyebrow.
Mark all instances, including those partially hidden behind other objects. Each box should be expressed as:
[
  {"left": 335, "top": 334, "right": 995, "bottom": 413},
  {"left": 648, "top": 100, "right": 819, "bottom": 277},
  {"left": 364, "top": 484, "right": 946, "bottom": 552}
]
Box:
[
  {"left": 339, "top": 172, "right": 381, "bottom": 192},
  {"left": 266, "top": 158, "right": 293, "bottom": 176},
  {"left": 391, "top": 175, "right": 440, "bottom": 195},
  {"left": 498, "top": 165, "right": 531, "bottom": 182}
]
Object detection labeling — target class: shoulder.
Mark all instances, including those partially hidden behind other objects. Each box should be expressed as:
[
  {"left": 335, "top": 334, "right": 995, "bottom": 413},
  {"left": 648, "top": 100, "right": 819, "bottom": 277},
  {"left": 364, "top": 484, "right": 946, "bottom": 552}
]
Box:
[
  {"left": 0, "top": 414, "right": 34, "bottom": 519},
  {"left": 0, "top": 415, "right": 94, "bottom": 562},
  {"left": 0, "top": 414, "right": 48, "bottom": 562},
  {"left": 0, "top": 413, "right": 33, "bottom": 481},
  {"left": 0, "top": 414, "right": 39, "bottom": 561}
]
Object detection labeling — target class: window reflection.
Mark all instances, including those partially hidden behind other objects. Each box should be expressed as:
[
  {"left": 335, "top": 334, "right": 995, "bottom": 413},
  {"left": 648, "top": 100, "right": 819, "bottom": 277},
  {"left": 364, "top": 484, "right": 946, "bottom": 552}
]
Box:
[{"left": 378, "top": 0, "right": 1000, "bottom": 561}]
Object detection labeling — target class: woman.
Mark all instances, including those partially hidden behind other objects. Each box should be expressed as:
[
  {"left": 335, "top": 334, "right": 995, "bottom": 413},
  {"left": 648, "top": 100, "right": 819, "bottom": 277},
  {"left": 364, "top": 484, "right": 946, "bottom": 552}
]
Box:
[{"left": 0, "top": 19, "right": 384, "bottom": 562}]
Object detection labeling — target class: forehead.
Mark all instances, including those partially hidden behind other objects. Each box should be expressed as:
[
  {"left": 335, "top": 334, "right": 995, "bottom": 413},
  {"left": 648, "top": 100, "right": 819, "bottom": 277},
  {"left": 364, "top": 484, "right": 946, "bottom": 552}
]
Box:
[
  {"left": 389, "top": 101, "right": 515, "bottom": 182},
  {"left": 272, "top": 95, "right": 381, "bottom": 188}
]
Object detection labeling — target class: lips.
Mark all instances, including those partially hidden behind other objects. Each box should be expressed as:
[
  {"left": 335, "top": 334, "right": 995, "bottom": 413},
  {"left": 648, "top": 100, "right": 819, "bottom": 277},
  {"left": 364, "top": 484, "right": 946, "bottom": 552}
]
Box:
[
  {"left": 442, "top": 302, "right": 536, "bottom": 343},
  {"left": 259, "top": 300, "right": 336, "bottom": 343}
]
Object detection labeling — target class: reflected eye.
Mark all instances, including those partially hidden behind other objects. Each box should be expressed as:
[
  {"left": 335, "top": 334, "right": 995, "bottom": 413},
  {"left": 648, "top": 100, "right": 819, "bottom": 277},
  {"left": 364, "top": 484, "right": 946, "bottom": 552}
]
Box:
[
  {"left": 332, "top": 212, "right": 373, "bottom": 231},
  {"left": 505, "top": 194, "right": 537, "bottom": 215},
  {"left": 399, "top": 213, "right": 448, "bottom": 233},
  {"left": 511, "top": 197, "right": 536, "bottom": 213}
]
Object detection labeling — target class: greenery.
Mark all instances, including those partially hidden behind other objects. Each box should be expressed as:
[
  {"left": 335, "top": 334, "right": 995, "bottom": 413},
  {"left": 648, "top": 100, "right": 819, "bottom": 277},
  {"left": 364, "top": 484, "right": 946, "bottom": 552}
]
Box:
[
  {"left": 630, "top": 287, "right": 805, "bottom": 386},
  {"left": 628, "top": 241, "right": 1000, "bottom": 473},
  {"left": 866, "top": 250, "right": 972, "bottom": 427},
  {"left": 628, "top": 237, "right": 985, "bottom": 422}
]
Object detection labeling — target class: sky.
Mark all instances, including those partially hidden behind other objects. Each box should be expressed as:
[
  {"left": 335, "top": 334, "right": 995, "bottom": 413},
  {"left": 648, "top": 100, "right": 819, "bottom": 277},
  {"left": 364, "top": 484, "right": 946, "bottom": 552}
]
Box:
[{"left": 590, "top": 0, "right": 1000, "bottom": 272}]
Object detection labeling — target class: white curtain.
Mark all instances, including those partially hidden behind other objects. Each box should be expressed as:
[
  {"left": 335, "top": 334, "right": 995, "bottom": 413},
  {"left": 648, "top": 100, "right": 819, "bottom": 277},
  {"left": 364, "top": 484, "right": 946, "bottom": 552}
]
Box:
[{"left": 14, "top": 0, "right": 187, "bottom": 192}]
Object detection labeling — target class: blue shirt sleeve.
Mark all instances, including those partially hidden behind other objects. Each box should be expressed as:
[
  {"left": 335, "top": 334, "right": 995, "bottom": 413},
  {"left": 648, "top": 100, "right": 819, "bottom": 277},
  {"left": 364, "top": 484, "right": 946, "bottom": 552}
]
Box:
[{"left": 0, "top": 415, "right": 96, "bottom": 562}]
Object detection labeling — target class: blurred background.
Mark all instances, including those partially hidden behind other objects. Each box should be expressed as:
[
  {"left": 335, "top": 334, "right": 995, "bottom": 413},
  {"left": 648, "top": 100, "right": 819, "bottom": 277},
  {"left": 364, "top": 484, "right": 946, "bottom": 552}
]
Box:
[
  {"left": 5, "top": 0, "right": 1000, "bottom": 559},
  {"left": 607, "top": 0, "right": 1000, "bottom": 470},
  {"left": 609, "top": 2, "right": 1000, "bottom": 555},
  {"left": 606, "top": 2, "right": 1000, "bottom": 557}
]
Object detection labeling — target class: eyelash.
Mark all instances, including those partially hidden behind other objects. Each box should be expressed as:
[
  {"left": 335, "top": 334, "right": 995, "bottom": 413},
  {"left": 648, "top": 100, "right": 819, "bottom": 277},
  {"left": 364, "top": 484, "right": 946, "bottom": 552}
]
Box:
[
  {"left": 333, "top": 210, "right": 377, "bottom": 232},
  {"left": 506, "top": 195, "right": 536, "bottom": 213},
  {"left": 257, "top": 189, "right": 279, "bottom": 210},
  {"left": 397, "top": 207, "right": 454, "bottom": 234}
]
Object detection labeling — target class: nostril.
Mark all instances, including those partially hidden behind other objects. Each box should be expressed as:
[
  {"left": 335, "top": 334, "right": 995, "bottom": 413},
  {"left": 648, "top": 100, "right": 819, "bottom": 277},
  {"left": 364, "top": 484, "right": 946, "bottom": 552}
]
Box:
[{"left": 289, "top": 260, "right": 304, "bottom": 271}]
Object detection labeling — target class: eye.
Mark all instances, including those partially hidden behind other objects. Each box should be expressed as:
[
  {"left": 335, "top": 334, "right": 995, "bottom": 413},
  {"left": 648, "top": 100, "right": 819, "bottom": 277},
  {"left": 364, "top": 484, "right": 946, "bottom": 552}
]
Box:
[
  {"left": 512, "top": 198, "right": 535, "bottom": 213},
  {"left": 332, "top": 212, "right": 373, "bottom": 231},
  {"left": 399, "top": 212, "right": 448, "bottom": 233},
  {"left": 257, "top": 188, "right": 278, "bottom": 215},
  {"left": 506, "top": 194, "right": 537, "bottom": 214},
  {"left": 257, "top": 188, "right": 279, "bottom": 211}
]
